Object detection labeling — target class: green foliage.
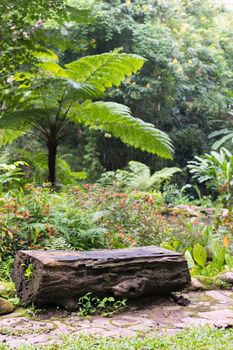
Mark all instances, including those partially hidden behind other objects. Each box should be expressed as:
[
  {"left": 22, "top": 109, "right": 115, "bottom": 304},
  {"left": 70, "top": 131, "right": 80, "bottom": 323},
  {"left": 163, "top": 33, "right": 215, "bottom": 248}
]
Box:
[
  {"left": 0, "top": 257, "right": 19, "bottom": 306},
  {"left": 59, "top": 210, "right": 107, "bottom": 250},
  {"left": 183, "top": 219, "right": 233, "bottom": 278},
  {"left": 0, "top": 0, "right": 64, "bottom": 80},
  {"left": 209, "top": 128, "right": 233, "bottom": 150},
  {"left": 192, "top": 243, "right": 207, "bottom": 268},
  {"left": 1, "top": 51, "right": 172, "bottom": 160},
  {"left": 0, "top": 157, "right": 27, "bottom": 190},
  {"left": 64, "top": 51, "right": 145, "bottom": 94},
  {"left": 188, "top": 148, "right": 233, "bottom": 205},
  {"left": 68, "top": 184, "right": 198, "bottom": 249},
  {"left": 126, "top": 161, "right": 180, "bottom": 190},
  {"left": 44, "top": 236, "right": 74, "bottom": 251},
  {"left": 225, "top": 253, "right": 233, "bottom": 269},
  {"left": 163, "top": 183, "right": 192, "bottom": 205},
  {"left": 0, "top": 50, "right": 173, "bottom": 184},
  {"left": 78, "top": 292, "right": 127, "bottom": 317},
  {"left": 67, "top": 0, "right": 233, "bottom": 171},
  {"left": 82, "top": 129, "right": 105, "bottom": 181},
  {"left": 98, "top": 161, "right": 180, "bottom": 191},
  {"left": 1, "top": 179, "right": 233, "bottom": 284},
  {"left": 2, "top": 0, "right": 233, "bottom": 181},
  {"left": 24, "top": 263, "right": 33, "bottom": 280},
  {"left": 0, "top": 258, "right": 14, "bottom": 281},
  {"left": 70, "top": 101, "right": 173, "bottom": 159},
  {"left": 0, "top": 185, "right": 108, "bottom": 259},
  {"left": 184, "top": 250, "right": 196, "bottom": 269},
  {"left": 8, "top": 147, "right": 87, "bottom": 185}
]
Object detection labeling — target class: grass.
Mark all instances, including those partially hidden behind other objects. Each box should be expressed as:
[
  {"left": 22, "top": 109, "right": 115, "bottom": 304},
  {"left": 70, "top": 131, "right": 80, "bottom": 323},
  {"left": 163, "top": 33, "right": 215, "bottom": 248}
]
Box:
[{"left": 0, "top": 327, "right": 233, "bottom": 349}]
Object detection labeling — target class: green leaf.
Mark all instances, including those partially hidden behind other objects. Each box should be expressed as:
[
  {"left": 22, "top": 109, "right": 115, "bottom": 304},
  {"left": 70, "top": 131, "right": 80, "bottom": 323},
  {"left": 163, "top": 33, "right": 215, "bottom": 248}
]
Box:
[
  {"left": 70, "top": 101, "right": 173, "bottom": 159},
  {"left": 225, "top": 254, "right": 233, "bottom": 269},
  {"left": 0, "top": 108, "right": 57, "bottom": 130},
  {"left": 33, "top": 49, "right": 59, "bottom": 62},
  {"left": 184, "top": 250, "right": 196, "bottom": 269},
  {"left": 24, "top": 263, "right": 33, "bottom": 280},
  {"left": 210, "top": 240, "right": 226, "bottom": 267},
  {"left": 212, "top": 133, "right": 233, "bottom": 150},
  {"left": 65, "top": 52, "right": 145, "bottom": 92},
  {"left": 161, "top": 242, "right": 176, "bottom": 251},
  {"left": 0, "top": 129, "right": 25, "bottom": 146},
  {"left": 38, "top": 61, "right": 67, "bottom": 77},
  {"left": 193, "top": 243, "right": 207, "bottom": 268},
  {"left": 36, "top": 51, "right": 145, "bottom": 98}
]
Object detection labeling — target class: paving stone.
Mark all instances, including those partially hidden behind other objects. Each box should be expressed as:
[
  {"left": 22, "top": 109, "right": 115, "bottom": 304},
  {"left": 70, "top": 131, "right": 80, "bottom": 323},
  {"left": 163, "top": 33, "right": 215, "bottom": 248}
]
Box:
[
  {"left": 197, "top": 308, "right": 233, "bottom": 320},
  {"left": 2, "top": 291, "right": 233, "bottom": 346},
  {"left": 179, "top": 317, "right": 211, "bottom": 325},
  {"left": 205, "top": 291, "right": 233, "bottom": 304}
]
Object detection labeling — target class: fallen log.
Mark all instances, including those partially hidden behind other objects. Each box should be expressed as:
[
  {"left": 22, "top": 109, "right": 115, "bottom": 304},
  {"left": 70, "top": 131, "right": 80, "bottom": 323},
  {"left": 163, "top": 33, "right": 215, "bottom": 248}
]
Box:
[{"left": 13, "top": 246, "right": 191, "bottom": 309}]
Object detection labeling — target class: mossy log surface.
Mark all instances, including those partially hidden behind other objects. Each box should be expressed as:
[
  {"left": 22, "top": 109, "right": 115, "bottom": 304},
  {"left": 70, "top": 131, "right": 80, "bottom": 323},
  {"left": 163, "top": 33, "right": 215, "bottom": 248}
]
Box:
[{"left": 13, "top": 247, "right": 191, "bottom": 309}]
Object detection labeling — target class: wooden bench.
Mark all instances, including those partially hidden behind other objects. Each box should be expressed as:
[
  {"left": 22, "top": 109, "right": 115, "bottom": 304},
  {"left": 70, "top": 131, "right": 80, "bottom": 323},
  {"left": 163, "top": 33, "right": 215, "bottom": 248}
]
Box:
[{"left": 13, "top": 246, "right": 191, "bottom": 309}]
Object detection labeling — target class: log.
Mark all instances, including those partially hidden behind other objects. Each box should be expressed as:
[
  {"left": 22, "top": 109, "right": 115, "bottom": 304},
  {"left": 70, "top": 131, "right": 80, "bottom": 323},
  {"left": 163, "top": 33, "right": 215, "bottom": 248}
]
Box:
[{"left": 13, "top": 246, "right": 191, "bottom": 309}]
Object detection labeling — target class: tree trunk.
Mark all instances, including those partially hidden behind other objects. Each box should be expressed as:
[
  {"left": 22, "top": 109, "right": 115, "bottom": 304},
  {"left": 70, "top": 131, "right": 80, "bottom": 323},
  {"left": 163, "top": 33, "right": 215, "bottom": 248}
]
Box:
[
  {"left": 13, "top": 247, "right": 191, "bottom": 310},
  {"left": 47, "top": 139, "right": 58, "bottom": 186}
]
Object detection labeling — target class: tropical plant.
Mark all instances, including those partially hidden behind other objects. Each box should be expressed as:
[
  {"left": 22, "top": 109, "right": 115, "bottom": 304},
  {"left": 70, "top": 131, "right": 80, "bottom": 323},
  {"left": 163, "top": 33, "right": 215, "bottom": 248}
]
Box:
[
  {"left": 98, "top": 161, "right": 180, "bottom": 191},
  {"left": 78, "top": 292, "right": 127, "bottom": 317},
  {"left": 188, "top": 148, "right": 233, "bottom": 205},
  {"left": 125, "top": 161, "right": 180, "bottom": 191},
  {"left": 0, "top": 50, "right": 173, "bottom": 185},
  {"left": 209, "top": 127, "right": 233, "bottom": 150},
  {"left": 0, "top": 185, "right": 109, "bottom": 256},
  {"left": 10, "top": 148, "right": 87, "bottom": 185},
  {"left": 185, "top": 237, "right": 233, "bottom": 278},
  {"left": 0, "top": 156, "right": 26, "bottom": 190},
  {"left": 162, "top": 183, "right": 192, "bottom": 205},
  {"left": 63, "top": 0, "right": 233, "bottom": 172}
]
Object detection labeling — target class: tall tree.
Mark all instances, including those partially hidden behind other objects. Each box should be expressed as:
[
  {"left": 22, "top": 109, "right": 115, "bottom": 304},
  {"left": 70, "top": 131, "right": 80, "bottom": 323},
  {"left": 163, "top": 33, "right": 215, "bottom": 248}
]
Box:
[{"left": 0, "top": 51, "right": 173, "bottom": 185}]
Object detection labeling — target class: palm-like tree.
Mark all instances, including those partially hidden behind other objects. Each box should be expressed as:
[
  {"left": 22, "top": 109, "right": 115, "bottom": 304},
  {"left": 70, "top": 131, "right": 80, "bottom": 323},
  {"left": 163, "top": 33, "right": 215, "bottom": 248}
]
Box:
[{"left": 0, "top": 50, "right": 173, "bottom": 185}]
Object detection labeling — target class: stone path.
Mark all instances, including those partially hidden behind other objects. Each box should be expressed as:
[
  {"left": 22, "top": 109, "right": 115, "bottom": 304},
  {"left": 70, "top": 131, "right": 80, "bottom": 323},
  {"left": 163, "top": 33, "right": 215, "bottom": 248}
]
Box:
[{"left": 1, "top": 290, "right": 233, "bottom": 348}]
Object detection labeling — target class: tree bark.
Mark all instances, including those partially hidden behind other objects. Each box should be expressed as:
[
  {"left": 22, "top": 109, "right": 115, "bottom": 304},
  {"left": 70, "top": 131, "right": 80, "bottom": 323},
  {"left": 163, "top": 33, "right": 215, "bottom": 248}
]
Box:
[
  {"left": 13, "top": 247, "right": 191, "bottom": 310},
  {"left": 47, "top": 139, "right": 58, "bottom": 186}
]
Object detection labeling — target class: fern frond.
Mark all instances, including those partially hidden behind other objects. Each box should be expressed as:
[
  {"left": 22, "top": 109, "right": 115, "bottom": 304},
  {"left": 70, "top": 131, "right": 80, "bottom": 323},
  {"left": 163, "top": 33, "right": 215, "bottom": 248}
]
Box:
[
  {"left": 65, "top": 52, "right": 145, "bottom": 95},
  {"left": 0, "top": 129, "right": 25, "bottom": 146},
  {"left": 37, "top": 52, "right": 145, "bottom": 98},
  {"left": 0, "top": 108, "right": 57, "bottom": 130},
  {"left": 33, "top": 49, "right": 59, "bottom": 62},
  {"left": 70, "top": 101, "right": 173, "bottom": 159},
  {"left": 150, "top": 167, "right": 181, "bottom": 182},
  {"left": 38, "top": 61, "right": 67, "bottom": 77},
  {"left": 128, "top": 161, "right": 151, "bottom": 177},
  {"left": 62, "top": 80, "right": 101, "bottom": 100},
  {"left": 126, "top": 161, "right": 180, "bottom": 190}
]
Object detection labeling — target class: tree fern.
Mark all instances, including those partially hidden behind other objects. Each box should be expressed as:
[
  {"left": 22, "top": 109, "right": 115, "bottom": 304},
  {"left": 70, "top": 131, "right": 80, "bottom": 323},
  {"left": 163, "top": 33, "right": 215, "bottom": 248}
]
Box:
[{"left": 0, "top": 50, "right": 173, "bottom": 184}]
